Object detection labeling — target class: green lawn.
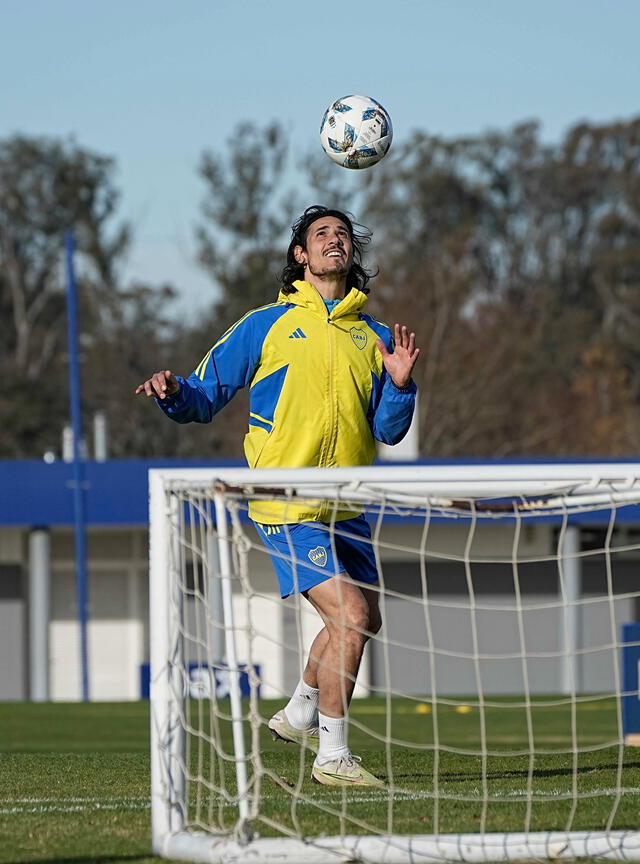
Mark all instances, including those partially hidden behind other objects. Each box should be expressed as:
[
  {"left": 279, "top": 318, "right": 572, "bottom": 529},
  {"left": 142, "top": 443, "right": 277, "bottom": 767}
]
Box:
[{"left": 0, "top": 698, "right": 638, "bottom": 864}]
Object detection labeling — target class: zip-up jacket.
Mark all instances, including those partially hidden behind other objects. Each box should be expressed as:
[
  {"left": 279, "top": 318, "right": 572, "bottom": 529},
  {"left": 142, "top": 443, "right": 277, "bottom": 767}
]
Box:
[{"left": 158, "top": 280, "right": 417, "bottom": 523}]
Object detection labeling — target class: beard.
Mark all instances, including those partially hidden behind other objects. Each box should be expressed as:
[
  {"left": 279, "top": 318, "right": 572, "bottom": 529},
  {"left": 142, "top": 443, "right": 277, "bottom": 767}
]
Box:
[{"left": 308, "top": 259, "right": 349, "bottom": 279}]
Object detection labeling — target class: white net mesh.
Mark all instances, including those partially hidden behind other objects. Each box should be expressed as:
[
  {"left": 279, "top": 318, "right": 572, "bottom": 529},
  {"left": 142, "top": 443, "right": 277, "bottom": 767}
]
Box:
[{"left": 150, "top": 467, "right": 640, "bottom": 862}]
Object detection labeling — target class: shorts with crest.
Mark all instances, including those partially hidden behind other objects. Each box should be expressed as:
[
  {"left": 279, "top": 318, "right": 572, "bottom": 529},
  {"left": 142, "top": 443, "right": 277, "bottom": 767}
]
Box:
[{"left": 254, "top": 514, "right": 379, "bottom": 598}]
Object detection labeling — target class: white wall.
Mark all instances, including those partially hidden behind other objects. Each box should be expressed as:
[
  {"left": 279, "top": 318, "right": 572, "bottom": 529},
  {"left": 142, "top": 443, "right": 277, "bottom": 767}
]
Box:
[{"left": 48, "top": 528, "right": 147, "bottom": 701}]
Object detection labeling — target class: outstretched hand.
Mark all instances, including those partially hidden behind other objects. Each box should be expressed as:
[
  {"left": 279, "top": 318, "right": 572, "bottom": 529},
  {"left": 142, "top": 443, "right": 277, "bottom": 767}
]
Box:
[
  {"left": 375, "top": 324, "right": 420, "bottom": 389},
  {"left": 135, "top": 369, "right": 180, "bottom": 400}
]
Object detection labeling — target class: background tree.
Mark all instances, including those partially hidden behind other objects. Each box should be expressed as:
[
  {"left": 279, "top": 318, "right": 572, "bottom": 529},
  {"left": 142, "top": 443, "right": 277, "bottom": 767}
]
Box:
[
  {"left": 190, "top": 122, "right": 297, "bottom": 458},
  {"left": 196, "top": 122, "right": 295, "bottom": 330},
  {"left": 0, "top": 135, "right": 127, "bottom": 456},
  {"left": 4, "top": 117, "right": 640, "bottom": 461},
  {"left": 0, "top": 134, "right": 191, "bottom": 459},
  {"left": 362, "top": 117, "right": 640, "bottom": 457}
]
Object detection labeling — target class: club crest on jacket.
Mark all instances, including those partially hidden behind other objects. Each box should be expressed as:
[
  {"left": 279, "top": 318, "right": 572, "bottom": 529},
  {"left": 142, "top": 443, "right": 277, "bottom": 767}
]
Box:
[{"left": 350, "top": 327, "right": 367, "bottom": 350}]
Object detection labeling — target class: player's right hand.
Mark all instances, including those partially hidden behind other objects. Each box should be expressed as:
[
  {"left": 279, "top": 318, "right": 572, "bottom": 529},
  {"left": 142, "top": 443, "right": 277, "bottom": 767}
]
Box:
[{"left": 135, "top": 370, "right": 180, "bottom": 400}]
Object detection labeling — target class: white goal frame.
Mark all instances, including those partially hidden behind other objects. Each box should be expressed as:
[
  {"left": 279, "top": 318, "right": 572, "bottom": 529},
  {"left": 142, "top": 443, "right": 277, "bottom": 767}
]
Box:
[{"left": 149, "top": 463, "right": 640, "bottom": 863}]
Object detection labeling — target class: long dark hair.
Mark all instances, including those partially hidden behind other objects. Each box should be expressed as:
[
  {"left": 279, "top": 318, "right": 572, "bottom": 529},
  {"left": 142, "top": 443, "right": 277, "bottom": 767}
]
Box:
[{"left": 279, "top": 205, "right": 376, "bottom": 295}]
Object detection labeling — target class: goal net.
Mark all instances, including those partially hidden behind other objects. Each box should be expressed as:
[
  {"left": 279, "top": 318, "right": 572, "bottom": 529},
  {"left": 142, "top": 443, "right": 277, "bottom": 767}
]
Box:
[{"left": 149, "top": 464, "right": 640, "bottom": 863}]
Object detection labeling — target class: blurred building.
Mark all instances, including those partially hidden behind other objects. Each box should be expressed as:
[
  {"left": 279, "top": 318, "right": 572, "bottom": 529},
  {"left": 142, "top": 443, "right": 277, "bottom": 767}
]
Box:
[{"left": 1, "top": 459, "right": 639, "bottom": 701}]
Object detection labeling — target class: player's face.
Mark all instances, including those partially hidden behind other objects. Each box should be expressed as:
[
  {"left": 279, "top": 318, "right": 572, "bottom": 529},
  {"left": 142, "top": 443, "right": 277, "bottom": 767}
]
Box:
[{"left": 296, "top": 217, "right": 353, "bottom": 279}]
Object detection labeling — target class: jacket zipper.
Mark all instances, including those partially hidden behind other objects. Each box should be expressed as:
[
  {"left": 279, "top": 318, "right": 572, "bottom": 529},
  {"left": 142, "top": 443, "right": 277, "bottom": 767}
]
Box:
[{"left": 319, "top": 314, "right": 338, "bottom": 469}]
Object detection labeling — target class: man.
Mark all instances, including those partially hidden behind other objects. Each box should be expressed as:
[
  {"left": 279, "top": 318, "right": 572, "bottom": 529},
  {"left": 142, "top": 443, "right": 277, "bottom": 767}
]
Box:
[{"left": 136, "top": 205, "right": 420, "bottom": 787}]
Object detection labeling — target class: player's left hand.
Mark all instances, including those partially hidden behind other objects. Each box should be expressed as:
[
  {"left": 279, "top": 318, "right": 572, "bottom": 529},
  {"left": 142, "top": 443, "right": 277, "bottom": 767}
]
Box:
[{"left": 375, "top": 324, "right": 420, "bottom": 389}]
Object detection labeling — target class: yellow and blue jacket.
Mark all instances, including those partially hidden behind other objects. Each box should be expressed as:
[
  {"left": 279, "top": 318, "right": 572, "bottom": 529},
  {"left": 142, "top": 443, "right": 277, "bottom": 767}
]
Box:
[{"left": 158, "top": 280, "right": 416, "bottom": 523}]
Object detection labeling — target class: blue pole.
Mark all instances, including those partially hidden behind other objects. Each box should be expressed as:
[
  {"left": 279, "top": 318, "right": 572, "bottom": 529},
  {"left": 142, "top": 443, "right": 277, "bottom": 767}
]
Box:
[{"left": 64, "top": 230, "right": 90, "bottom": 702}]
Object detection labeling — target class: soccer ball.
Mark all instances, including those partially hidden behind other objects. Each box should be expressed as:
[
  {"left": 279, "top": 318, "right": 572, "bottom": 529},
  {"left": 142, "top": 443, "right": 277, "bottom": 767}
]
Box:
[{"left": 319, "top": 94, "right": 393, "bottom": 170}]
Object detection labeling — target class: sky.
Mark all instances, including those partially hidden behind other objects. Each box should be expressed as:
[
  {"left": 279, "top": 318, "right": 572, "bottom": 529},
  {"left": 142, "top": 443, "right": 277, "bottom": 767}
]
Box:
[{"left": 1, "top": 0, "right": 639, "bottom": 311}]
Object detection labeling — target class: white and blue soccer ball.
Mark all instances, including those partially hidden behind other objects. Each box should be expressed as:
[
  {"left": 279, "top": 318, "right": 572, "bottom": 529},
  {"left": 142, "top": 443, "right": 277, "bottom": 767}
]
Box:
[{"left": 319, "top": 94, "right": 393, "bottom": 170}]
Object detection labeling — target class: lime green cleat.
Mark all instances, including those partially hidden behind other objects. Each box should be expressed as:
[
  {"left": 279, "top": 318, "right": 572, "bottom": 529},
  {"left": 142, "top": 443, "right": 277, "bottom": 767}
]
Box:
[
  {"left": 268, "top": 709, "right": 319, "bottom": 753},
  {"left": 311, "top": 753, "right": 385, "bottom": 787}
]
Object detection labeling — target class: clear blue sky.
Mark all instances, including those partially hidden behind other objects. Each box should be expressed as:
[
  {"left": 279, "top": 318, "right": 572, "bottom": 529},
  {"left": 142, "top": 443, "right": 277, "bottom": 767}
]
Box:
[{"left": 1, "top": 0, "right": 639, "bottom": 310}]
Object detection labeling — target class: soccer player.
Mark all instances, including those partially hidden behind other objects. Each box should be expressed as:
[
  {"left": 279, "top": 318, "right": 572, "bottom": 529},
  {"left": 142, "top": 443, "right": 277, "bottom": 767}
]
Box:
[{"left": 136, "top": 205, "right": 420, "bottom": 786}]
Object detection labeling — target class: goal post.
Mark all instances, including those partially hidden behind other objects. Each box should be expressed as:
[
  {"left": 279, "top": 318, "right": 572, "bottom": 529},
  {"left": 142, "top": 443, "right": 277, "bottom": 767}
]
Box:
[{"left": 149, "top": 463, "right": 640, "bottom": 863}]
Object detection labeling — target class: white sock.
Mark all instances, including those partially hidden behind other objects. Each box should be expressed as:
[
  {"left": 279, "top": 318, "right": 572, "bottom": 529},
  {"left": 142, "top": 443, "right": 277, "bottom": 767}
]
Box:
[
  {"left": 284, "top": 678, "right": 319, "bottom": 730},
  {"left": 317, "top": 712, "right": 350, "bottom": 764}
]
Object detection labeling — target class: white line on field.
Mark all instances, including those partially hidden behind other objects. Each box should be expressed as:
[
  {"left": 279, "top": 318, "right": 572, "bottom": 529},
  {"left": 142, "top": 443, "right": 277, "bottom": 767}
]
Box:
[
  {"left": 5, "top": 796, "right": 148, "bottom": 804},
  {"left": 0, "top": 800, "right": 151, "bottom": 816},
  {"left": 3, "top": 786, "right": 639, "bottom": 817}
]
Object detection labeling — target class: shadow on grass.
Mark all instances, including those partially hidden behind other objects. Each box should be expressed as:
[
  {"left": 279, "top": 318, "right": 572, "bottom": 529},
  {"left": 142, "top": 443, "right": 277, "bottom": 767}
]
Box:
[{"left": 392, "top": 759, "right": 640, "bottom": 784}]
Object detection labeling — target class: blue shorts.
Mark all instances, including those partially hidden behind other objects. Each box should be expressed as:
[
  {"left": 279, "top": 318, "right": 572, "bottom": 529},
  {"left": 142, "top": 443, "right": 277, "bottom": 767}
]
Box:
[{"left": 254, "top": 514, "right": 379, "bottom": 598}]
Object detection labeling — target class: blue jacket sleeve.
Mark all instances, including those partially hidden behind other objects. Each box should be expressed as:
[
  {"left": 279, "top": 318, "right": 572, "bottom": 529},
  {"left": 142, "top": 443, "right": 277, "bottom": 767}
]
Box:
[
  {"left": 155, "top": 314, "right": 265, "bottom": 424},
  {"left": 371, "top": 372, "right": 417, "bottom": 445}
]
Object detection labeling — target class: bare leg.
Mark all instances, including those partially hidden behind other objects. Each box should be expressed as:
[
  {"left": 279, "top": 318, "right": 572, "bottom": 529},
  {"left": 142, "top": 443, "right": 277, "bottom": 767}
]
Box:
[
  {"left": 304, "top": 578, "right": 381, "bottom": 717},
  {"left": 302, "top": 626, "right": 330, "bottom": 689}
]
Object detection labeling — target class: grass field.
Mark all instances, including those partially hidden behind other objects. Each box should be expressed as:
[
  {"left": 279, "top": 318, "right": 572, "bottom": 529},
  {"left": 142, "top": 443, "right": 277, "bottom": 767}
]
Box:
[{"left": 1, "top": 698, "right": 639, "bottom": 864}]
